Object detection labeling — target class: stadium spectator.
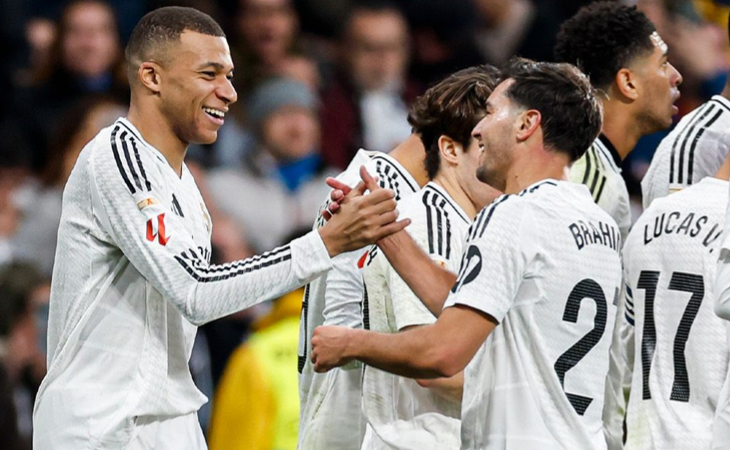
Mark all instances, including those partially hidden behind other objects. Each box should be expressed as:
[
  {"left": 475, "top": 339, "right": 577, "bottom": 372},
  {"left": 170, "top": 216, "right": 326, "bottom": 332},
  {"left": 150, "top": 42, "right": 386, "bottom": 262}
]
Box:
[
  {"left": 471, "top": 0, "right": 564, "bottom": 65},
  {"left": 208, "top": 77, "right": 336, "bottom": 253},
  {"left": 15, "top": 0, "right": 128, "bottom": 173},
  {"left": 0, "top": 262, "right": 46, "bottom": 450},
  {"left": 319, "top": 1, "right": 420, "bottom": 169},
  {"left": 11, "top": 96, "right": 125, "bottom": 276}
]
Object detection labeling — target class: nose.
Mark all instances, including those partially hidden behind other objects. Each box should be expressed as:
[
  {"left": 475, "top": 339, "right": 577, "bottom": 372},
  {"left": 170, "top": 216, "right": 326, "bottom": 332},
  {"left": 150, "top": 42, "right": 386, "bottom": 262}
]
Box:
[
  {"left": 472, "top": 116, "right": 486, "bottom": 138},
  {"left": 669, "top": 62, "right": 682, "bottom": 87},
  {"left": 218, "top": 78, "right": 238, "bottom": 105}
]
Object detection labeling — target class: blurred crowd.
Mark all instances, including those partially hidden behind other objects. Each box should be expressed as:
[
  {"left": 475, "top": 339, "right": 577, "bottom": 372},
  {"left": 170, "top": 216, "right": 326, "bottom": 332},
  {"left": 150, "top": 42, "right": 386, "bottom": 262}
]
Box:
[{"left": 0, "top": 0, "right": 729, "bottom": 448}]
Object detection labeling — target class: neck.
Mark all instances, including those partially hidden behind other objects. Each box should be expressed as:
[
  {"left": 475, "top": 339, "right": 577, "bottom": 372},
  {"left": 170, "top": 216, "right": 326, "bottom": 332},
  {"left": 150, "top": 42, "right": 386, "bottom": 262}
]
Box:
[
  {"left": 388, "top": 134, "right": 429, "bottom": 188},
  {"left": 503, "top": 146, "right": 570, "bottom": 195},
  {"left": 601, "top": 98, "right": 641, "bottom": 161},
  {"left": 432, "top": 173, "right": 479, "bottom": 219},
  {"left": 127, "top": 100, "right": 187, "bottom": 177}
]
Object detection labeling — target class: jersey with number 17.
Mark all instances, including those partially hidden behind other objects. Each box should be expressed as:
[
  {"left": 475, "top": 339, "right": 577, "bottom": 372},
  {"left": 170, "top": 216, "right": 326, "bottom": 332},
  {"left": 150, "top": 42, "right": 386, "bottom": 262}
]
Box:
[{"left": 617, "top": 177, "right": 728, "bottom": 450}]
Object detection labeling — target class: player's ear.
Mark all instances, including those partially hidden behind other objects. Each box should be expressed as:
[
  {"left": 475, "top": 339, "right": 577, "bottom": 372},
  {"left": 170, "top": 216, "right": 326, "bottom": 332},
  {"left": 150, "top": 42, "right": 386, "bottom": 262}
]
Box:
[
  {"left": 515, "top": 109, "right": 541, "bottom": 142},
  {"left": 614, "top": 67, "right": 639, "bottom": 101},
  {"left": 437, "top": 135, "right": 460, "bottom": 165},
  {"left": 138, "top": 62, "right": 163, "bottom": 95}
]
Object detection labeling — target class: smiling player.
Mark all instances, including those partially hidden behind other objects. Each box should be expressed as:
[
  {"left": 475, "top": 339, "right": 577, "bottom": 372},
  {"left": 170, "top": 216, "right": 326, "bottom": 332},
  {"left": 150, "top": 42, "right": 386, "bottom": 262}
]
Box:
[{"left": 32, "top": 7, "right": 406, "bottom": 449}]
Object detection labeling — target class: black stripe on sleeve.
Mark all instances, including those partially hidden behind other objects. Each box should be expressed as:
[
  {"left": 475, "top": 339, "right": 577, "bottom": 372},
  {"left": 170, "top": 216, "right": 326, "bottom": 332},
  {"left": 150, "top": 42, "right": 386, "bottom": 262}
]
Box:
[
  {"left": 120, "top": 131, "right": 143, "bottom": 191},
  {"left": 422, "top": 191, "right": 435, "bottom": 254},
  {"left": 582, "top": 145, "right": 593, "bottom": 185},
  {"left": 176, "top": 246, "right": 292, "bottom": 281},
  {"left": 687, "top": 108, "right": 723, "bottom": 184},
  {"left": 678, "top": 104, "right": 716, "bottom": 184},
  {"left": 594, "top": 176, "right": 607, "bottom": 203},
  {"left": 111, "top": 126, "right": 136, "bottom": 194},
  {"left": 476, "top": 195, "right": 511, "bottom": 238},
  {"left": 131, "top": 138, "right": 152, "bottom": 191}
]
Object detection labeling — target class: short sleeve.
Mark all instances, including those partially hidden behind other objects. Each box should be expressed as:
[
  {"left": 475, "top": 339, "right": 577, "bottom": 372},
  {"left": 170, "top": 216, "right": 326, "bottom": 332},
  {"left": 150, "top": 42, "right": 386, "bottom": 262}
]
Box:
[{"left": 443, "top": 197, "right": 529, "bottom": 323}]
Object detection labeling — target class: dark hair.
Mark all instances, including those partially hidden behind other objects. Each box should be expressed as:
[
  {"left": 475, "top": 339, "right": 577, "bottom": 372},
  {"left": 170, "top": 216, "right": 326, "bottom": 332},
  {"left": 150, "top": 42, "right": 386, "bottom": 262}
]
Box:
[
  {"left": 554, "top": 1, "right": 656, "bottom": 89},
  {"left": 408, "top": 65, "right": 500, "bottom": 179},
  {"left": 502, "top": 58, "right": 603, "bottom": 162},
  {"left": 125, "top": 6, "right": 225, "bottom": 76}
]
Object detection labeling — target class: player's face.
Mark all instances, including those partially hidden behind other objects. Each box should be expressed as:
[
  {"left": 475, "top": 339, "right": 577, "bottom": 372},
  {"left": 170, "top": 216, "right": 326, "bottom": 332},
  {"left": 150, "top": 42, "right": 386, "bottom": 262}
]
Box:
[
  {"left": 456, "top": 135, "right": 502, "bottom": 210},
  {"left": 632, "top": 32, "right": 682, "bottom": 133},
  {"left": 473, "top": 80, "right": 518, "bottom": 193},
  {"left": 160, "top": 31, "right": 237, "bottom": 145}
]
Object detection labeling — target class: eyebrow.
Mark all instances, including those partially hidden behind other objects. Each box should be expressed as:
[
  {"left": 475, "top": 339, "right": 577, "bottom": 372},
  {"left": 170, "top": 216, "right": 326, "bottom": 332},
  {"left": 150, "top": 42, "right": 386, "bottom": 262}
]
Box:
[{"left": 197, "top": 62, "right": 233, "bottom": 72}]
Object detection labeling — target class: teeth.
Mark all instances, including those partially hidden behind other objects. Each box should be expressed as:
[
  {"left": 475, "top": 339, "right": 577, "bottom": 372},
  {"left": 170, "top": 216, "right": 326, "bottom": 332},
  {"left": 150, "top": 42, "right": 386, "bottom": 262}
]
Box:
[{"left": 203, "top": 107, "right": 225, "bottom": 119}]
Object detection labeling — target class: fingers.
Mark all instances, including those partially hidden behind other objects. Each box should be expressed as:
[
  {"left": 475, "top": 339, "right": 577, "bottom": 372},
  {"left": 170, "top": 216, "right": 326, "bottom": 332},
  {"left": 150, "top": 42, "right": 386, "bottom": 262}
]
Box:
[
  {"left": 360, "top": 165, "right": 380, "bottom": 192},
  {"left": 326, "top": 177, "right": 352, "bottom": 196}
]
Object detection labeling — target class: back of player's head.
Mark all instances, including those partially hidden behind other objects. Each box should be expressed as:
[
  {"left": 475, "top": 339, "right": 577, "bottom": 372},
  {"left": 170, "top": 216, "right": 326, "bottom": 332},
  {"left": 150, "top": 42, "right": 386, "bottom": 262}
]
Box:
[
  {"left": 554, "top": 1, "right": 656, "bottom": 90},
  {"left": 125, "top": 6, "right": 225, "bottom": 82},
  {"left": 408, "top": 65, "right": 500, "bottom": 179},
  {"left": 502, "top": 58, "right": 602, "bottom": 162}
]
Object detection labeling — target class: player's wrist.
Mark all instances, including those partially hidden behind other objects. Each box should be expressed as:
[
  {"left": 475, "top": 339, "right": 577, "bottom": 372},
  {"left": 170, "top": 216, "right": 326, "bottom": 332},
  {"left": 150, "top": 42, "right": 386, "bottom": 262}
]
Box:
[{"left": 318, "top": 226, "right": 343, "bottom": 258}]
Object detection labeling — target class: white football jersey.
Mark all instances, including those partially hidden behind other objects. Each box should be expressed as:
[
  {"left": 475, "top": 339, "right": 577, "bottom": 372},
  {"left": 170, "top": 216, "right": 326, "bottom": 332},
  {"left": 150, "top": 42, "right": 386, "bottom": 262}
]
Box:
[
  {"left": 570, "top": 135, "right": 631, "bottom": 241},
  {"left": 444, "top": 180, "right": 622, "bottom": 450},
  {"left": 607, "top": 177, "right": 728, "bottom": 450},
  {"left": 33, "top": 118, "right": 333, "bottom": 449},
  {"left": 642, "top": 95, "right": 730, "bottom": 209},
  {"left": 362, "top": 182, "right": 470, "bottom": 450},
  {"left": 297, "top": 149, "right": 420, "bottom": 450},
  {"left": 710, "top": 178, "right": 730, "bottom": 450}
]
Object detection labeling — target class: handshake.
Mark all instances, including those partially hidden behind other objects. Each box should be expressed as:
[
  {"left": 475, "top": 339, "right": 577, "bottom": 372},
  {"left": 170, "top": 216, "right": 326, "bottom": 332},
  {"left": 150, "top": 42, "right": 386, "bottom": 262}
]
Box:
[{"left": 318, "top": 166, "right": 411, "bottom": 257}]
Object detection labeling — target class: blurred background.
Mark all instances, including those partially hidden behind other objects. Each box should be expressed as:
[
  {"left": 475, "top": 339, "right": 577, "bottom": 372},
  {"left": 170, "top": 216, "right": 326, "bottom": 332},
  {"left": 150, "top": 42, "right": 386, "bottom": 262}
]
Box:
[{"left": 1, "top": 0, "right": 729, "bottom": 448}]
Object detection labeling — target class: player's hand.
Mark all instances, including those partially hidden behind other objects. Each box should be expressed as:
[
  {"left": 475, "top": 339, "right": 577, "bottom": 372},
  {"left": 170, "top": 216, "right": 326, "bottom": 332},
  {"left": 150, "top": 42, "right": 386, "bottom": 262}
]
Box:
[
  {"left": 319, "top": 166, "right": 410, "bottom": 256},
  {"left": 321, "top": 177, "right": 357, "bottom": 221},
  {"left": 311, "top": 325, "right": 354, "bottom": 372}
]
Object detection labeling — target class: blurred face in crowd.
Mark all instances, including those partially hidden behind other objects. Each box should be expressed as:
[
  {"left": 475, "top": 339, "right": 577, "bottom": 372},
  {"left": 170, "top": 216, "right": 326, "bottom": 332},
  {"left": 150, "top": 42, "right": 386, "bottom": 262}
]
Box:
[
  {"left": 237, "top": 0, "right": 298, "bottom": 63},
  {"left": 61, "top": 1, "right": 120, "bottom": 78},
  {"left": 345, "top": 9, "right": 409, "bottom": 91},
  {"left": 156, "top": 31, "right": 238, "bottom": 145},
  {"left": 261, "top": 105, "right": 320, "bottom": 161},
  {"left": 61, "top": 101, "right": 126, "bottom": 184},
  {"left": 630, "top": 32, "right": 682, "bottom": 134}
]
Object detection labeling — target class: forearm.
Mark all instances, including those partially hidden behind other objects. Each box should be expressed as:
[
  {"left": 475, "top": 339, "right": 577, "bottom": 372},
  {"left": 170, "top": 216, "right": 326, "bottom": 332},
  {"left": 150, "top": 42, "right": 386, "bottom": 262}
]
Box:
[
  {"left": 416, "top": 372, "right": 464, "bottom": 402},
  {"left": 345, "top": 326, "right": 455, "bottom": 379},
  {"left": 378, "top": 230, "right": 456, "bottom": 316},
  {"left": 180, "top": 232, "right": 331, "bottom": 325}
]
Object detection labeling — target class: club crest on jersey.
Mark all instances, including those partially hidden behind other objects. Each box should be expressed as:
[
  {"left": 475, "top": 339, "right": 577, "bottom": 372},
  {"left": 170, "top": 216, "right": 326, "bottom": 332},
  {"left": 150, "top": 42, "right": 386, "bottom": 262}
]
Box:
[
  {"left": 146, "top": 213, "right": 171, "bottom": 246},
  {"left": 136, "top": 197, "right": 159, "bottom": 211}
]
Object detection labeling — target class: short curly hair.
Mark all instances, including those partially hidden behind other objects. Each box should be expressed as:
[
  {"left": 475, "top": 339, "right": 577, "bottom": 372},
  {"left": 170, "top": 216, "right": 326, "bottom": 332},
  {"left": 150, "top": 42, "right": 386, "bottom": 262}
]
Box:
[
  {"left": 408, "top": 65, "right": 500, "bottom": 179},
  {"left": 554, "top": 1, "right": 656, "bottom": 90}
]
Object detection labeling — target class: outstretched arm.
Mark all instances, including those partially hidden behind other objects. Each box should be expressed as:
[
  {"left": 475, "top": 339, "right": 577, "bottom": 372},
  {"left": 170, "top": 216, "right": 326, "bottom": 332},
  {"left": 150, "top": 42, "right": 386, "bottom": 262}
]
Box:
[
  {"left": 377, "top": 231, "right": 457, "bottom": 316},
  {"left": 311, "top": 305, "right": 496, "bottom": 379}
]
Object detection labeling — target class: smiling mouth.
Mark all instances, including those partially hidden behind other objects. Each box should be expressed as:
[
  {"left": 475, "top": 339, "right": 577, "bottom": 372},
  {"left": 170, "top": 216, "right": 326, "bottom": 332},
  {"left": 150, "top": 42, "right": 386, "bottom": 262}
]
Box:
[{"left": 202, "top": 107, "right": 225, "bottom": 120}]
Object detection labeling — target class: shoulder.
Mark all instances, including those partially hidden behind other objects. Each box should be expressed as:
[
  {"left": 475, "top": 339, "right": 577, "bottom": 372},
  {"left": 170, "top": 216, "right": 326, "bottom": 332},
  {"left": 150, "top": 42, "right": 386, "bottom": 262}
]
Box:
[{"left": 89, "top": 121, "right": 166, "bottom": 197}]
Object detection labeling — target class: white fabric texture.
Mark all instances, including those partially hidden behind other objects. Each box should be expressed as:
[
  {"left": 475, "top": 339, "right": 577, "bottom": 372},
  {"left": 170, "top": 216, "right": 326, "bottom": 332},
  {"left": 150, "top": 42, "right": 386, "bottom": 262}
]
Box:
[
  {"left": 33, "top": 118, "right": 332, "bottom": 449},
  {"left": 444, "top": 180, "right": 622, "bottom": 450},
  {"left": 297, "top": 149, "right": 420, "bottom": 450},
  {"left": 611, "top": 178, "right": 728, "bottom": 449},
  {"left": 361, "top": 182, "right": 470, "bottom": 450},
  {"left": 642, "top": 96, "right": 730, "bottom": 210}
]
